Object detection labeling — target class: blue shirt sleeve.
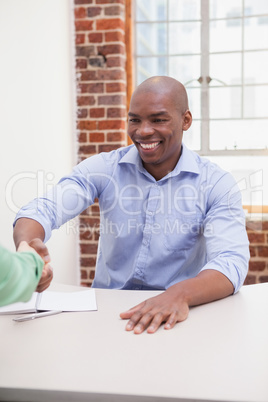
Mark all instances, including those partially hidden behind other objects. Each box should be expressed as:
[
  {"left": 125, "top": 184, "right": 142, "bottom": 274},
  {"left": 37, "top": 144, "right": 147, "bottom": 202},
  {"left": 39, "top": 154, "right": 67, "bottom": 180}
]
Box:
[
  {"left": 14, "top": 153, "right": 112, "bottom": 242},
  {"left": 201, "top": 170, "right": 249, "bottom": 292}
]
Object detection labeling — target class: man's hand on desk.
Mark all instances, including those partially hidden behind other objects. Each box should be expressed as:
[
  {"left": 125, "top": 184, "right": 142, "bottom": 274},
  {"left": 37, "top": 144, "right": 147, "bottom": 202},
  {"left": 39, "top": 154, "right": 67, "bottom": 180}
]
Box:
[
  {"left": 120, "top": 271, "right": 235, "bottom": 334},
  {"left": 120, "top": 284, "right": 189, "bottom": 334}
]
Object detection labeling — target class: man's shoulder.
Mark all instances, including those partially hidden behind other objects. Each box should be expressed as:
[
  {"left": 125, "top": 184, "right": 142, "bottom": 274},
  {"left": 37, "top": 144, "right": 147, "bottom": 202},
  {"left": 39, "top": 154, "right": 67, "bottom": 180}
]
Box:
[
  {"left": 191, "top": 150, "right": 228, "bottom": 176},
  {"left": 77, "top": 145, "right": 135, "bottom": 173},
  {"left": 99, "top": 144, "right": 135, "bottom": 163},
  {"left": 185, "top": 148, "right": 236, "bottom": 189}
]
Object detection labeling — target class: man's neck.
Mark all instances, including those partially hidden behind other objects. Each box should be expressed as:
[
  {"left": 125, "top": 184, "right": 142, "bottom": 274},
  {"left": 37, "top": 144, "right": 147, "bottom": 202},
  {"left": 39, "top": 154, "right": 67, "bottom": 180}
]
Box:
[
  {"left": 143, "top": 162, "right": 176, "bottom": 181},
  {"left": 142, "top": 148, "right": 182, "bottom": 181}
]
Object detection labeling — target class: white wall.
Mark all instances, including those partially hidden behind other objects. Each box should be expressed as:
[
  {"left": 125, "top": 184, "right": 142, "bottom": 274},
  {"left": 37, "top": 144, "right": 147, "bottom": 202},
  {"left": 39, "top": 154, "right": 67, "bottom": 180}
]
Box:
[{"left": 0, "top": 0, "right": 79, "bottom": 285}]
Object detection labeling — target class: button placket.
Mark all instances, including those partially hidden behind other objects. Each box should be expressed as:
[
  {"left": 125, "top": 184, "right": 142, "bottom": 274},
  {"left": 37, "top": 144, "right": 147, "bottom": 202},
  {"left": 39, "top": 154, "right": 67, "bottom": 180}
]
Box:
[{"left": 134, "top": 185, "right": 160, "bottom": 280}]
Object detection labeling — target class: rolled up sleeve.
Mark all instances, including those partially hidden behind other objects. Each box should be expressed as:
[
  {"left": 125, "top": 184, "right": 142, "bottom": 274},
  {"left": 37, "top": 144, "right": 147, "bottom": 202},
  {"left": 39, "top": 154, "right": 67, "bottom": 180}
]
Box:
[{"left": 201, "top": 173, "right": 250, "bottom": 293}]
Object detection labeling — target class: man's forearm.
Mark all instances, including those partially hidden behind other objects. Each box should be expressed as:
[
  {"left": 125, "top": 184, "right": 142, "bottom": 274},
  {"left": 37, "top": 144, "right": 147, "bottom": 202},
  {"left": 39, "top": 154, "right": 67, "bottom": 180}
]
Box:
[
  {"left": 168, "top": 269, "right": 235, "bottom": 308},
  {"left": 13, "top": 218, "right": 45, "bottom": 249}
]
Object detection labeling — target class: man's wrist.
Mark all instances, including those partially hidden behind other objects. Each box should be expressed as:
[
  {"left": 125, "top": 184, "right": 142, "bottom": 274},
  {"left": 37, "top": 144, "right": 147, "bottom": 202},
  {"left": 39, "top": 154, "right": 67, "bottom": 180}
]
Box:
[{"left": 166, "top": 281, "right": 191, "bottom": 307}]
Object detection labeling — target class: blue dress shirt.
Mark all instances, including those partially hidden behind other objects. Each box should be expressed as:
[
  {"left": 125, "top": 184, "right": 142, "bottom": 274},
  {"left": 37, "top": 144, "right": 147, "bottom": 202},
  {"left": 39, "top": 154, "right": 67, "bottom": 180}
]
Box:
[{"left": 15, "top": 144, "right": 249, "bottom": 292}]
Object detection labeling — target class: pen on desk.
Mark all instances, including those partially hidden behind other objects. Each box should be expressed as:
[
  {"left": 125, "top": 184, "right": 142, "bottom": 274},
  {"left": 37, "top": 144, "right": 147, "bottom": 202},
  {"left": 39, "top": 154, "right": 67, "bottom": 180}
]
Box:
[{"left": 13, "top": 310, "right": 62, "bottom": 322}]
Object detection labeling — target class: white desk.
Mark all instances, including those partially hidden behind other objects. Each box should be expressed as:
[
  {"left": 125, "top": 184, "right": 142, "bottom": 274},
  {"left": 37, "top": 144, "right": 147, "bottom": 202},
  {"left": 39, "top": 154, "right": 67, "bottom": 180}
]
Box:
[{"left": 0, "top": 283, "right": 267, "bottom": 402}]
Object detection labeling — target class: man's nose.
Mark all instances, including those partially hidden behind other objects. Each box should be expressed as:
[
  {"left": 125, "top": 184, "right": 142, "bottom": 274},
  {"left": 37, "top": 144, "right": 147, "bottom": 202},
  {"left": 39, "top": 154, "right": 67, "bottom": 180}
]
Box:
[{"left": 136, "top": 121, "right": 154, "bottom": 136}]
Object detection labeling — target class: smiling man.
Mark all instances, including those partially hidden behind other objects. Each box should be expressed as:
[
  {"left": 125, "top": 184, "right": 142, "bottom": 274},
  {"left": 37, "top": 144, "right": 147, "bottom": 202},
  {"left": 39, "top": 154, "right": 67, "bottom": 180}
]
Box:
[
  {"left": 128, "top": 77, "right": 191, "bottom": 181},
  {"left": 13, "top": 76, "right": 250, "bottom": 334}
]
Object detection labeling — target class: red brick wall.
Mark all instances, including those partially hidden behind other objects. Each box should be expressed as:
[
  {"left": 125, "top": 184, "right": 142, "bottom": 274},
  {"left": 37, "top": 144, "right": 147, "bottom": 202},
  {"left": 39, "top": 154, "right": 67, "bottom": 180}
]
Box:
[
  {"left": 245, "top": 220, "right": 268, "bottom": 284},
  {"left": 74, "top": 0, "right": 127, "bottom": 286}
]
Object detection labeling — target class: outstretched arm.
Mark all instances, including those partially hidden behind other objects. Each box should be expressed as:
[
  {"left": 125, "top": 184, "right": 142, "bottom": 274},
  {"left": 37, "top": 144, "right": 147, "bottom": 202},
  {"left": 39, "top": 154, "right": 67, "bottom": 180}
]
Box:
[
  {"left": 120, "top": 270, "right": 234, "bottom": 334},
  {"left": 13, "top": 218, "right": 53, "bottom": 292},
  {"left": 14, "top": 218, "right": 45, "bottom": 247}
]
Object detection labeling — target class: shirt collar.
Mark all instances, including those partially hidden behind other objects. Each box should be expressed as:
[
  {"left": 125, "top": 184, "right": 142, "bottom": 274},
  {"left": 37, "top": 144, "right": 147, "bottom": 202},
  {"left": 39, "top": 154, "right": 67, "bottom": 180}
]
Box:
[
  {"left": 119, "top": 145, "right": 144, "bottom": 171},
  {"left": 175, "top": 144, "right": 200, "bottom": 175},
  {"left": 119, "top": 143, "right": 200, "bottom": 178}
]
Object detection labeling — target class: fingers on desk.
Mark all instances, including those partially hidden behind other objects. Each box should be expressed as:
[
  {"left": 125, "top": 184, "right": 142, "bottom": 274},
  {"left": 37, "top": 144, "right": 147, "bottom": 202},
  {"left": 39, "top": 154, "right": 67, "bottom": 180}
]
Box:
[{"left": 120, "top": 295, "right": 189, "bottom": 334}]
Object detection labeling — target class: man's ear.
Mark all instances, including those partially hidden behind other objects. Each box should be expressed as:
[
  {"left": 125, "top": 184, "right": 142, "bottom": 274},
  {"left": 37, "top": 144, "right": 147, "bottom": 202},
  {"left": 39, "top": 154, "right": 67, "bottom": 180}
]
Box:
[{"left": 182, "top": 110, "right": 192, "bottom": 131}]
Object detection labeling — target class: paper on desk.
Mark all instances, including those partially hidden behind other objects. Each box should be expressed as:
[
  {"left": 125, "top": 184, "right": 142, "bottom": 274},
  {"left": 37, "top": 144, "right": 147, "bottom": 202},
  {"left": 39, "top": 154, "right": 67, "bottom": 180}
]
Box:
[
  {"left": 0, "top": 295, "right": 39, "bottom": 314},
  {"left": 38, "top": 289, "right": 97, "bottom": 312},
  {"left": 0, "top": 289, "right": 97, "bottom": 314}
]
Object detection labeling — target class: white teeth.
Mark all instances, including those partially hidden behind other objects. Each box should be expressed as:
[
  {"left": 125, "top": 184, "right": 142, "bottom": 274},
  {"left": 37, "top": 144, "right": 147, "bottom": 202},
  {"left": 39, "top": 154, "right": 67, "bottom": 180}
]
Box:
[{"left": 139, "top": 142, "right": 160, "bottom": 150}]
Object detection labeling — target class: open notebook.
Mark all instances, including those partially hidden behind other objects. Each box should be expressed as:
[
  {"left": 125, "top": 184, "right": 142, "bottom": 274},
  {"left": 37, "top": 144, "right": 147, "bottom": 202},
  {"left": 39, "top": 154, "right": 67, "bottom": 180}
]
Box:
[{"left": 0, "top": 289, "right": 97, "bottom": 314}]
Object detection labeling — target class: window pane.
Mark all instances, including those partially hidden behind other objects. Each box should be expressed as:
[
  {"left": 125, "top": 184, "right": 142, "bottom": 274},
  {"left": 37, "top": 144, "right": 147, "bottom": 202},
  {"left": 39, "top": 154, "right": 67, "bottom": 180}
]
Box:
[
  {"left": 136, "top": 0, "right": 167, "bottom": 22},
  {"left": 169, "top": 22, "right": 201, "bottom": 54},
  {"left": 210, "top": 0, "right": 242, "bottom": 19},
  {"left": 210, "top": 20, "right": 242, "bottom": 52},
  {"left": 183, "top": 120, "right": 201, "bottom": 151},
  {"left": 133, "top": 0, "right": 268, "bottom": 155},
  {"left": 244, "top": 86, "right": 268, "bottom": 118},
  {"left": 210, "top": 87, "right": 241, "bottom": 119},
  {"left": 208, "top": 155, "right": 268, "bottom": 206},
  {"left": 169, "top": 0, "right": 201, "bottom": 21},
  {"left": 244, "top": 16, "right": 268, "bottom": 50},
  {"left": 210, "top": 120, "right": 268, "bottom": 150},
  {"left": 244, "top": 51, "right": 268, "bottom": 84},
  {"left": 169, "top": 55, "right": 201, "bottom": 88},
  {"left": 244, "top": 0, "right": 268, "bottom": 16},
  {"left": 136, "top": 57, "right": 167, "bottom": 85},
  {"left": 136, "top": 23, "right": 167, "bottom": 56},
  {"left": 210, "top": 53, "right": 242, "bottom": 86},
  {"left": 186, "top": 87, "right": 201, "bottom": 119}
]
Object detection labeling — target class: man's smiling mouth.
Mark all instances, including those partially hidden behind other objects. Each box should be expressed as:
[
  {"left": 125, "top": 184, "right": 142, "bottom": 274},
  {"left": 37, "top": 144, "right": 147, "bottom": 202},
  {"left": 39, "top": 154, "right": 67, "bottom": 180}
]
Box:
[{"left": 138, "top": 141, "right": 161, "bottom": 150}]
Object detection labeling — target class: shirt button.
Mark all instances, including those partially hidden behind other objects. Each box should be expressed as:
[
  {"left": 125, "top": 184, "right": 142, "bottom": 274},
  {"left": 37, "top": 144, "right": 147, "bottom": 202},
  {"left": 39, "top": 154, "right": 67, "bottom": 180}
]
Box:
[
  {"left": 147, "top": 211, "right": 153, "bottom": 216},
  {"left": 143, "top": 240, "right": 148, "bottom": 246}
]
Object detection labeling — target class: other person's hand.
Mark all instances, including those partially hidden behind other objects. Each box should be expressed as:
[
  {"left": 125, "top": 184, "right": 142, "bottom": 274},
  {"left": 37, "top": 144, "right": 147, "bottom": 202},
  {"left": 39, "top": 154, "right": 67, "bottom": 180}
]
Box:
[
  {"left": 28, "top": 238, "right": 51, "bottom": 264},
  {"left": 17, "top": 240, "right": 40, "bottom": 254},
  {"left": 36, "top": 263, "right": 53, "bottom": 292},
  {"left": 21, "top": 238, "right": 53, "bottom": 292}
]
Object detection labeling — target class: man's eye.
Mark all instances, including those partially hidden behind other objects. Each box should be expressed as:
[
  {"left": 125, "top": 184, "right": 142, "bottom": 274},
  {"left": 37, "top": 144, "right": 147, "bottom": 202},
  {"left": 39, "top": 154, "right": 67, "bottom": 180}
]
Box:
[
  {"left": 129, "top": 119, "right": 140, "bottom": 123},
  {"left": 154, "top": 119, "right": 166, "bottom": 123}
]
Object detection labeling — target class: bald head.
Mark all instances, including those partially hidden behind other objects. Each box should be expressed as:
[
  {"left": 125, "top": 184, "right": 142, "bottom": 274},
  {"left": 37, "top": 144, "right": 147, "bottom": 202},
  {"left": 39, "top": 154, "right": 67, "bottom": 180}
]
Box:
[
  {"left": 128, "top": 76, "right": 192, "bottom": 180},
  {"left": 132, "top": 76, "right": 189, "bottom": 115}
]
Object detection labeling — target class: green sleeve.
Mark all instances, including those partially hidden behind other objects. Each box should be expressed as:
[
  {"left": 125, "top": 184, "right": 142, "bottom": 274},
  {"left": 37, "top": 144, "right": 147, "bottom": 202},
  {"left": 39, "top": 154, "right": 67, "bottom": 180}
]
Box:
[{"left": 0, "top": 245, "right": 44, "bottom": 307}]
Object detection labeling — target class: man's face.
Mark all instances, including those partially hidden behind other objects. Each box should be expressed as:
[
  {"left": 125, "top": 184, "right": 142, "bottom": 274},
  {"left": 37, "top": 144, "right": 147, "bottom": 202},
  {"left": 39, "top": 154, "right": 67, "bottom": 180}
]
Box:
[{"left": 128, "top": 90, "right": 191, "bottom": 180}]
